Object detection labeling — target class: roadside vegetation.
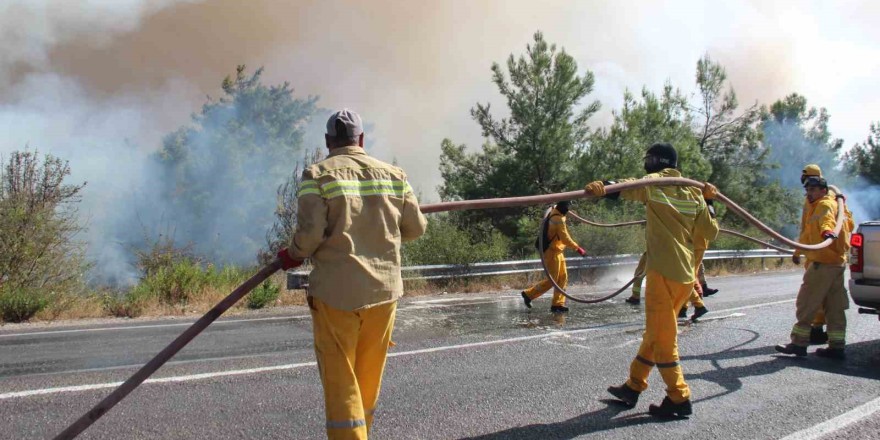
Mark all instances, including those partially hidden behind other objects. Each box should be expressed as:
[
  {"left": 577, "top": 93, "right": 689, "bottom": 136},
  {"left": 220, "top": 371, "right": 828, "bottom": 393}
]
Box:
[{"left": 2, "top": 33, "right": 877, "bottom": 323}]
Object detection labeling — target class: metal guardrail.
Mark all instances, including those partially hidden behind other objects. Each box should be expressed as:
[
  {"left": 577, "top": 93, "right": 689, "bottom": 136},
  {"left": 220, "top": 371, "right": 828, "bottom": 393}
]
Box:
[{"left": 287, "top": 249, "right": 789, "bottom": 289}]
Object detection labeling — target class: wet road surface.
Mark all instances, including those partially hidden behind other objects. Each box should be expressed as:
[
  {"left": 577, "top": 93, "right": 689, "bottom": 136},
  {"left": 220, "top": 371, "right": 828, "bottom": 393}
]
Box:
[{"left": 1, "top": 270, "right": 879, "bottom": 439}]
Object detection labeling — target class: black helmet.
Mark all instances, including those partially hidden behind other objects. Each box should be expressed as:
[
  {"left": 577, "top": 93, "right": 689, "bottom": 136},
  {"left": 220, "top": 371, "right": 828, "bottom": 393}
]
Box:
[
  {"left": 556, "top": 201, "right": 570, "bottom": 215},
  {"left": 644, "top": 143, "right": 678, "bottom": 173}
]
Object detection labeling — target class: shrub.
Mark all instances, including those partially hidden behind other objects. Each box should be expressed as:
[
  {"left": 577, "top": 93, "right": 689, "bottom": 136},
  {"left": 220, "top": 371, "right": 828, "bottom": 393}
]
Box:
[
  {"left": 130, "top": 259, "right": 209, "bottom": 306},
  {"left": 0, "top": 287, "right": 49, "bottom": 323},
  {"left": 246, "top": 280, "right": 280, "bottom": 309},
  {"left": 101, "top": 292, "right": 146, "bottom": 318},
  {"left": 402, "top": 215, "right": 511, "bottom": 265}
]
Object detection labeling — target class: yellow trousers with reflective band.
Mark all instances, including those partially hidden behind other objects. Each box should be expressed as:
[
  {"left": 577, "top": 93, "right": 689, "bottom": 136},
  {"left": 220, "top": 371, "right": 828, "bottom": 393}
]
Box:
[
  {"left": 525, "top": 249, "right": 568, "bottom": 307},
  {"left": 684, "top": 250, "right": 706, "bottom": 309},
  {"left": 790, "top": 263, "right": 848, "bottom": 348},
  {"left": 631, "top": 253, "right": 647, "bottom": 297},
  {"left": 803, "top": 261, "right": 828, "bottom": 327},
  {"left": 309, "top": 296, "right": 396, "bottom": 440},
  {"left": 626, "top": 270, "right": 693, "bottom": 403}
]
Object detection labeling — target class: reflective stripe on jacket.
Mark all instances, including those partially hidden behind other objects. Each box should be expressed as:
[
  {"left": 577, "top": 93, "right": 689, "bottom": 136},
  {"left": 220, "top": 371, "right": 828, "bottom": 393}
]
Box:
[
  {"left": 618, "top": 169, "right": 719, "bottom": 284},
  {"left": 290, "top": 146, "right": 428, "bottom": 311}
]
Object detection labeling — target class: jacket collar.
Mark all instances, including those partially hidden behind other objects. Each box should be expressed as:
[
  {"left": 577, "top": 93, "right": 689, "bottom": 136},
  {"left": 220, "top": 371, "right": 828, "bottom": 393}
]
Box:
[{"left": 328, "top": 146, "right": 367, "bottom": 157}]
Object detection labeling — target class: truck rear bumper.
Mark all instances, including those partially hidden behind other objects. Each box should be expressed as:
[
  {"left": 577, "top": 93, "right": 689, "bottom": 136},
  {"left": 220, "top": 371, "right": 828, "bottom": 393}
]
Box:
[{"left": 849, "top": 279, "right": 880, "bottom": 310}]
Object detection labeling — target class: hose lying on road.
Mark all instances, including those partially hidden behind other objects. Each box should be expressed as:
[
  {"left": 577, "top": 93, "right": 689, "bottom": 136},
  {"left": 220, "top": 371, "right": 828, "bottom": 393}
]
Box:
[{"left": 55, "top": 177, "right": 845, "bottom": 438}]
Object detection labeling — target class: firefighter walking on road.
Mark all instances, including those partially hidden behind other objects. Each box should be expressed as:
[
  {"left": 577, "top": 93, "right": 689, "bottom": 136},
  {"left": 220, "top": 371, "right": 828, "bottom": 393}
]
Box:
[
  {"left": 277, "top": 109, "right": 428, "bottom": 439},
  {"left": 775, "top": 176, "right": 854, "bottom": 359},
  {"left": 584, "top": 142, "right": 719, "bottom": 418},
  {"left": 521, "top": 201, "right": 587, "bottom": 313}
]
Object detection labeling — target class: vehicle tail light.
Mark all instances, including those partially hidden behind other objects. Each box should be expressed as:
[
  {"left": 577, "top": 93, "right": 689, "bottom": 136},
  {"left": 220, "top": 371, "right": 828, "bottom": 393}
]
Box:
[{"left": 850, "top": 233, "right": 863, "bottom": 273}]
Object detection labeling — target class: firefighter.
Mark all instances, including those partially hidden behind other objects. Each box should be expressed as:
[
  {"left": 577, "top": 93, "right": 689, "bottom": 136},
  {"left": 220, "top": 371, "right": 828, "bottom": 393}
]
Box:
[
  {"left": 521, "top": 201, "right": 587, "bottom": 313},
  {"left": 776, "top": 176, "right": 854, "bottom": 359},
  {"left": 679, "top": 201, "right": 717, "bottom": 321},
  {"left": 624, "top": 253, "right": 647, "bottom": 305},
  {"left": 795, "top": 164, "right": 852, "bottom": 344},
  {"left": 277, "top": 109, "right": 428, "bottom": 439},
  {"left": 584, "top": 142, "right": 719, "bottom": 417}
]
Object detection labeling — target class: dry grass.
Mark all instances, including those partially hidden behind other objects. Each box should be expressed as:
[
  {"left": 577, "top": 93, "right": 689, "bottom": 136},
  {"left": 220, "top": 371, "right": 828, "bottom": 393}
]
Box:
[{"left": 6, "top": 257, "right": 799, "bottom": 324}]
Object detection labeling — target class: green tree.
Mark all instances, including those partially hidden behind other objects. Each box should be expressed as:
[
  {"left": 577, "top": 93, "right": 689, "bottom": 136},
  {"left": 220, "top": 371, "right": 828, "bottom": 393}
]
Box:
[
  {"left": 582, "top": 84, "right": 710, "bottom": 183},
  {"left": 155, "top": 65, "right": 318, "bottom": 264},
  {"left": 0, "top": 151, "right": 89, "bottom": 321},
  {"left": 692, "top": 54, "right": 795, "bottom": 229},
  {"left": 762, "top": 93, "right": 845, "bottom": 188},
  {"left": 439, "top": 31, "right": 600, "bottom": 238},
  {"left": 844, "top": 122, "right": 880, "bottom": 184}
]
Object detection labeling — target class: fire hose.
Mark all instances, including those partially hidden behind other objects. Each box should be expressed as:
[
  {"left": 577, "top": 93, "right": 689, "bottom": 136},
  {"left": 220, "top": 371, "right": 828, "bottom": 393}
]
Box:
[
  {"left": 54, "top": 177, "right": 845, "bottom": 439},
  {"left": 527, "top": 179, "right": 845, "bottom": 304}
]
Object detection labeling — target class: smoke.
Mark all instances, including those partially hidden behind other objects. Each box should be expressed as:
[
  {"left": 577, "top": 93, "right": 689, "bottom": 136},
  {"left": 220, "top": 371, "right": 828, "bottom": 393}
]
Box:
[
  {"left": 762, "top": 118, "right": 880, "bottom": 225},
  {"left": 2, "top": 0, "right": 878, "bottom": 283}
]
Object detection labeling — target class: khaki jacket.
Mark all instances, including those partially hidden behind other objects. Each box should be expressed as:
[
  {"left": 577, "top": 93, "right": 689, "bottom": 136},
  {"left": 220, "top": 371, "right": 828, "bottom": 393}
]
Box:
[
  {"left": 618, "top": 169, "right": 719, "bottom": 284},
  {"left": 289, "top": 146, "right": 428, "bottom": 311},
  {"left": 799, "top": 194, "right": 854, "bottom": 266}
]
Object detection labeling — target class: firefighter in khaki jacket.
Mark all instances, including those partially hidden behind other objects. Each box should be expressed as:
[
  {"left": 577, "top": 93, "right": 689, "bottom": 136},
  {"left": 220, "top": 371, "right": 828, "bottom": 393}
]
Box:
[
  {"left": 776, "top": 176, "right": 854, "bottom": 359},
  {"left": 796, "top": 164, "right": 854, "bottom": 344},
  {"left": 277, "top": 109, "right": 427, "bottom": 440},
  {"left": 520, "top": 201, "right": 586, "bottom": 313},
  {"left": 584, "top": 142, "right": 719, "bottom": 418}
]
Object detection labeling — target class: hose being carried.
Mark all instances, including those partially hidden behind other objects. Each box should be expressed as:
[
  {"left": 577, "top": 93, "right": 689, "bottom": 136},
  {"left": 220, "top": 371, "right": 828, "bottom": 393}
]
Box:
[
  {"left": 423, "top": 177, "right": 847, "bottom": 304},
  {"left": 565, "top": 212, "right": 796, "bottom": 254}
]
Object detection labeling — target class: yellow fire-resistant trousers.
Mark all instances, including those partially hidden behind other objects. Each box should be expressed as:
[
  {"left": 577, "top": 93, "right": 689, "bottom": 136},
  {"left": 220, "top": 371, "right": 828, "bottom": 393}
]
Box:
[
  {"left": 525, "top": 249, "right": 568, "bottom": 307},
  {"left": 631, "top": 253, "right": 648, "bottom": 297},
  {"left": 626, "top": 270, "right": 694, "bottom": 403},
  {"left": 790, "top": 263, "right": 848, "bottom": 348},
  {"left": 309, "top": 296, "right": 397, "bottom": 440},
  {"left": 686, "top": 250, "right": 706, "bottom": 309}
]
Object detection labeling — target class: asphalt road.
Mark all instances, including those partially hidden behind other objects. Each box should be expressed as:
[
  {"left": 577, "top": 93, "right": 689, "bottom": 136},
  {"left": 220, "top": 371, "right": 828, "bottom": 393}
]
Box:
[{"left": 1, "top": 269, "right": 879, "bottom": 439}]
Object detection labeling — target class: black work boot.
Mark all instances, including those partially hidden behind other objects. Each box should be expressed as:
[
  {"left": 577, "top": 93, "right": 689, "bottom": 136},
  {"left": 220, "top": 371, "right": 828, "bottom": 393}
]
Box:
[
  {"left": 520, "top": 291, "right": 532, "bottom": 309},
  {"left": 678, "top": 308, "right": 687, "bottom": 319},
  {"left": 815, "top": 347, "right": 846, "bottom": 360},
  {"left": 625, "top": 296, "right": 640, "bottom": 305},
  {"left": 648, "top": 397, "right": 692, "bottom": 418},
  {"left": 702, "top": 283, "right": 719, "bottom": 296},
  {"left": 691, "top": 306, "right": 709, "bottom": 321},
  {"left": 606, "top": 383, "right": 640, "bottom": 408},
  {"left": 774, "top": 343, "right": 807, "bottom": 357},
  {"left": 809, "top": 327, "right": 829, "bottom": 344},
  {"left": 550, "top": 305, "right": 569, "bottom": 313}
]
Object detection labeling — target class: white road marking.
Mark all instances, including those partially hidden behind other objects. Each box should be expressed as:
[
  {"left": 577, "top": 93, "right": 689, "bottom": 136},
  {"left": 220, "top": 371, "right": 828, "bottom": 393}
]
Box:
[
  {"left": 779, "top": 395, "right": 880, "bottom": 440},
  {"left": 410, "top": 297, "right": 493, "bottom": 304},
  {"left": 0, "top": 324, "right": 622, "bottom": 400},
  {"left": 0, "top": 315, "right": 310, "bottom": 338},
  {"left": 0, "top": 295, "right": 798, "bottom": 400}
]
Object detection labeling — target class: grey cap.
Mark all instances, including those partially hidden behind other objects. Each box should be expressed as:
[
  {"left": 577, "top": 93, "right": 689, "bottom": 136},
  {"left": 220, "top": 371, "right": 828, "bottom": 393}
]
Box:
[{"left": 326, "top": 109, "right": 364, "bottom": 137}]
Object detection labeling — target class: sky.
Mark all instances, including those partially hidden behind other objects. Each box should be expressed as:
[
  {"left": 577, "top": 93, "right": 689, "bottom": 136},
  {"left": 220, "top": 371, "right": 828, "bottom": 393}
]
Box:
[{"left": 1, "top": 0, "right": 878, "bottom": 276}]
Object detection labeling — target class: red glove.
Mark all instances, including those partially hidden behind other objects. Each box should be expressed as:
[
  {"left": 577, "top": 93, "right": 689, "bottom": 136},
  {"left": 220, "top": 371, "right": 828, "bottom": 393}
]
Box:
[
  {"left": 694, "top": 282, "right": 703, "bottom": 298},
  {"left": 576, "top": 247, "right": 586, "bottom": 257},
  {"left": 822, "top": 230, "right": 837, "bottom": 240},
  {"left": 277, "top": 248, "right": 304, "bottom": 270}
]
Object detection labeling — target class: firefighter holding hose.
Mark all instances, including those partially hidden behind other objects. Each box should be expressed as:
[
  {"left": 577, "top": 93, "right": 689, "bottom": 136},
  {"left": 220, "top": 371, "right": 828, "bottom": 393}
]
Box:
[
  {"left": 277, "top": 109, "right": 428, "bottom": 439},
  {"left": 584, "top": 142, "right": 719, "bottom": 417},
  {"left": 775, "top": 176, "right": 853, "bottom": 359},
  {"left": 520, "top": 200, "right": 586, "bottom": 313}
]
